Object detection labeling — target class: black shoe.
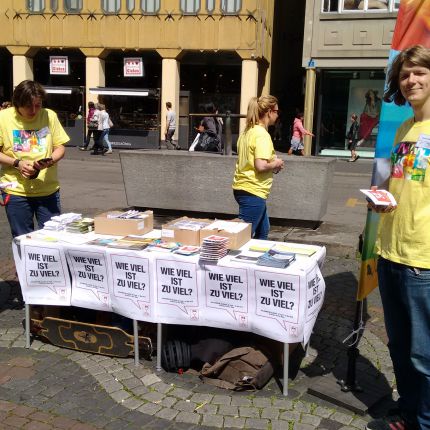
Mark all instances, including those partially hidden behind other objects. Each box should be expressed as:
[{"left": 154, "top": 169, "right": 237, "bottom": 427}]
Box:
[{"left": 79, "top": 146, "right": 88, "bottom": 151}]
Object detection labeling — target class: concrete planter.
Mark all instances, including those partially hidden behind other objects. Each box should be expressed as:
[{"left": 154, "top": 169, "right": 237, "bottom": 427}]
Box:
[{"left": 119, "top": 151, "right": 336, "bottom": 222}]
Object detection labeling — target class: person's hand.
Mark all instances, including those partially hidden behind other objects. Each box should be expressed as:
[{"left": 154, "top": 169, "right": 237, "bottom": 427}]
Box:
[
  {"left": 33, "top": 158, "right": 55, "bottom": 171},
  {"left": 273, "top": 158, "right": 284, "bottom": 174},
  {"left": 367, "top": 185, "right": 397, "bottom": 214},
  {"left": 17, "top": 160, "right": 37, "bottom": 179}
]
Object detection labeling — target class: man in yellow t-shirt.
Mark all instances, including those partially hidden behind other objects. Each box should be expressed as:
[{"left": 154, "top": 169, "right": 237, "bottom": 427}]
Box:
[
  {"left": 366, "top": 46, "right": 430, "bottom": 430},
  {"left": 232, "top": 95, "right": 284, "bottom": 239},
  {"left": 0, "top": 80, "right": 69, "bottom": 238}
]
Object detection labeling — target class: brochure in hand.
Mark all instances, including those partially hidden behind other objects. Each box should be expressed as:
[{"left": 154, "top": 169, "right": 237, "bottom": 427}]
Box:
[{"left": 360, "top": 189, "right": 397, "bottom": 206}]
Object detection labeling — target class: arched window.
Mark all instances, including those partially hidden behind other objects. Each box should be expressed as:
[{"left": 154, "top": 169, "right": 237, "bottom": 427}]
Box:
[
  {"left": 27, "top": 0, "right": 45, "bottom": 12},
  {"left": 64, "top": 0, "right": 82, "bottom": 13},
  {"left": 206, "top": 0, "right": 215, "bottom": 13},
  {"left": 180, "top": 0, "right": 200, "bottom": 14},
  {"left": 50, "top": 0, "right": 58, "bottom": 12},
  {"left": 221, "top": 0, "right": 241, "bottom": 14},
  {"left": 102, "top": 0, "right": 120, "bottom": 13},
  {"left": 127, "top": 0, "right": 135, "bottom": 12},
  {"left": 141, "top": 0, "right": 160, "bottom": 14}
]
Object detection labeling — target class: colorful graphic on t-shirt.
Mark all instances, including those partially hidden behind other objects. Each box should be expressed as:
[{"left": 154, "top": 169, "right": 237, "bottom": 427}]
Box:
[
  {"left": 13, "top": 129, "right": 47, "bottom": 154},
  {"left": 391, "top": 141, "right": 430, "bottom": 182}
]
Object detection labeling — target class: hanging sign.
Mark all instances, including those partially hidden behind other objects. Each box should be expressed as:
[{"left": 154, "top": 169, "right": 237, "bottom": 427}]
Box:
[
  {"left": 124, "top": 57, "right": 144, "bottom": 77},
  {"left": 49, "top": 56, "right": 69, "bottom": 75}
]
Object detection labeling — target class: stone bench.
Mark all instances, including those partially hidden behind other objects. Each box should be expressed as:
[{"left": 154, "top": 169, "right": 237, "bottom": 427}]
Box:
[{"left": 119, "top": 151, "right": 336, "bottom": 222}]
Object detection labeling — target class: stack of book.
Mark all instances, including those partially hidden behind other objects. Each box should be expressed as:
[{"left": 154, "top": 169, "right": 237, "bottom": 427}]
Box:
[
  {"left": 65, "top": 218, "right": 95, "bottom": 234},
  {"left": 44, "top": 213, "right": 82, "bottom": 231},
  {"left": 257, "top": 248, "right": 296, "bottom": 269},
  {"left": 199, "top": 235, "right": 229, "bottom": 264}
]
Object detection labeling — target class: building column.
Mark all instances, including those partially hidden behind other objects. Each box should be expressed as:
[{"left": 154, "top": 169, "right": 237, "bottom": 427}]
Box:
[
  {"left": 160, "top": 58, "right": 180, "bottom": 143},
  {"left": 7, "top": 47, "right": 37, "bottom": 88},
  {"left": 85, "top": 56, "right": 105, "bottom": 107},
  {"left": 12, "top": 56, "right": 34, "bottom": 87},
  {"left": 303, "top": 65, "right": 316, "bottom": 156},
  {"left": 240, "top": 59, "right": 258, "bottom": 132}
]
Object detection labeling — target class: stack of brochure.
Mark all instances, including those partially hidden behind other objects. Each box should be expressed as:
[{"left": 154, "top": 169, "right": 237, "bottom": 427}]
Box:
[
  {"left": 44, "top": 213, "right": 85, "bottom": 231},
  {"left": 147, "top": 240, "right": 180, "bottom": 253},
  {"left": 257, "top": 248, "right": 296, "bottom": 269},
  {"left": 65, "top": 218, "right": 95, "bottom": 234},
  {"left": 199, "top": 235, "right": 229, "bottom": 263}
]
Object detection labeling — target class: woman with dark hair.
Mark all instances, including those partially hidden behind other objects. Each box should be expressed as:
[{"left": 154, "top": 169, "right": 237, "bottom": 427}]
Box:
[
  {"left": 0, "top": 80, "right": 69, "bottom": 237},
  {"left": 79, "top": 101, "right": 98, "bottom": 151},
  {"left": 232, "top": 95, "right": 284, "bottom": 239}
]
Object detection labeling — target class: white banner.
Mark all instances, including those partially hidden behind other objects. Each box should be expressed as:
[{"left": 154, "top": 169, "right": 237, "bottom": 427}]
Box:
[
  {"left": 14, "top": 237, "right": 326, "bottom": 344},
  {"left": 13, "top": 240, "right": 71, "bottom": 306},
  {"left": 67, "top": 248, "right": 111, "bottom": 312}
]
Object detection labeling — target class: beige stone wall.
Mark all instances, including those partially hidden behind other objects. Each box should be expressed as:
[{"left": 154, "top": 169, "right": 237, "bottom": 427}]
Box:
[
  {"left": 1, "top": 0, "right": 274, "bottom": 63},
  {"left": 302, "top": 0, "right": 396, "bottom": 67}
]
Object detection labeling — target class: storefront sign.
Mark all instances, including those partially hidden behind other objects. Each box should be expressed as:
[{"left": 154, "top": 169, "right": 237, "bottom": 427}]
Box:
[
  {"left": 49, "top": 56, "right": 69, "bottom": 75},
  {"left": 124, "top": 57, "right": 144, "bottom": 77}
]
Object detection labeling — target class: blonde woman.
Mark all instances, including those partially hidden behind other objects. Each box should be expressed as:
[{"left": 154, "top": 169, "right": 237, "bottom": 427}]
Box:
[{"left": 232, "top": 96, "right": 284, "bottom": 239}]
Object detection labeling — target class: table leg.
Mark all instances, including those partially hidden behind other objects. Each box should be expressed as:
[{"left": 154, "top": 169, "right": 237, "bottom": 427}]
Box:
[
  {"left": 156, "top": 323, "right": 162, "bottom": 372},
  {"left": 283, "top": 343, "right": 289, "bottom": 396},
  {"left": 25, "top": 304, "right": 30, "bottom": 348},
  {"left": 133, "top": 319, "right": 139, "bottom": 366}
]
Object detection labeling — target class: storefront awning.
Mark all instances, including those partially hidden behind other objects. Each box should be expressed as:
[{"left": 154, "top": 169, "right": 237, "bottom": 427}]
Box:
[{"left": 89, "top": 87, "right": 158, "bottom": 97}]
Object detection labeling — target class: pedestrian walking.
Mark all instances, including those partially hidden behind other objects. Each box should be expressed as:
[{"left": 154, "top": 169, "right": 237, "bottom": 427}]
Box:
[
  {"left": 232, "top": 95, "right": 284, "bottom": 240},
  {"left": 346, "top": 113, "right": 360, "bottom": 162},
  {"left": 164, "top": 102, "right": 178, "bottom": 150},
  {"left": 80, "top": 101, "right": 98, "bottom": 151},
  {"left": 367, "top": 44, "right": 430, "bottom": 430},
  {"left": 288, "top": 112, "right": 314, "bottom": 156},
  {"left": 0, "top": 80, "right": 69, "bottom": 237}
]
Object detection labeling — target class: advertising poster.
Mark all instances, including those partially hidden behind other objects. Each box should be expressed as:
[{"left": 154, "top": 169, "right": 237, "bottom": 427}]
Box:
[
  {"left": 124, "top": 57, "right": 144, "bottom": 77},
  {"left": 108, "top": 250, "right": 153, "bottom": 321},
  {"left": 19, "top": 241, "right": 71, "bottom": 306},
  {"left": 49, "top": 56, "right": 69, "bottom": 75},
  {"left": 67, "top": 248, "right": 112, "bottom": 312}
]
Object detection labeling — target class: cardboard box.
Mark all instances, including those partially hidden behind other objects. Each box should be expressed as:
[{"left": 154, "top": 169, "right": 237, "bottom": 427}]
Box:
[
  {"left": 94, "top": 210, "right": 153, "bottom": 236},
  {"left": 200, "top": 219, "right": 252, "bottom": 250},
  {"left": 161, "top": 216, "right": 213, "bottom": 246}
]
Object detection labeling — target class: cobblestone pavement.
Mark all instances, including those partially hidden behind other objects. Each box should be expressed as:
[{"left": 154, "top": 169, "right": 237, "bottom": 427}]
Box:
[{"left": 0, "top": 209, "right": 396, "bottom": 429}]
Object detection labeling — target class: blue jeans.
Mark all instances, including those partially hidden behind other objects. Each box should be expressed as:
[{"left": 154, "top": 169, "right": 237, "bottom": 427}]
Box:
[
  {"left": 234, "top": 192, "right": 269, "bottom": 240},
  {"left": 378, "top": 257, "right": 430, "bottom": 429},
  {"left": 101, "top": 129, "right": 112, "bottom": 151},
  {"left": 2, "top": 190, "right": 61, "bottom": 238}
]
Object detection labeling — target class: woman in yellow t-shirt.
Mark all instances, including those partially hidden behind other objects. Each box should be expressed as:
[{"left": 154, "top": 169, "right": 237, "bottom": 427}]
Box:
[
  {"left": 0, "top": 80, "right": 70, "bottom": 237},
  {"left": 232, "top": 95, "right": 284, "bottom": 239}
]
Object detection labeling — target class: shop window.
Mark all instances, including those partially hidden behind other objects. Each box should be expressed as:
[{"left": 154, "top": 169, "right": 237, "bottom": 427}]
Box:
[
  {"left": 127, "top": 0, "right": 135, "bottom": 12},
  {"left": 27, "top": 0, "right": 45, "bottom": 12},
  {"left": 322, "top": 0, "right": 399, "bottom": 12},
  {"left": 140, "top": 0, "right": 160, "bottom": 14},
  {"left": 102, "top": 0, "right": 120, "bottom": 13},
  {"left": 50, "top": 0, "right": 58, "bottom": 12},
  {"left": 180, "top": 0, "right": 200, "bottom": 14},
  {"left": 221, "top": 0, "right": 241, "bottom": 14},
  {"left": 206, "top": 0, "right": 215, "bottom": 13},
  {"left": 64, "top": 0, "right": 82, "bottom": 13}
]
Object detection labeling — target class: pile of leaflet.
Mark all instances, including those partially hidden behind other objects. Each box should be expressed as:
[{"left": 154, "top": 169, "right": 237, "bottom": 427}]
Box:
[
  {"left": 257, "top": 247, "right": 296, "bottom": 268},
  {"left": 199, "top": 235, "right": 229, "bottom": 263}
]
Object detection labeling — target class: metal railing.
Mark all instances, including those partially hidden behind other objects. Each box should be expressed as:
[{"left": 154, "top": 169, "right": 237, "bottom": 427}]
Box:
[{"left": 189, "top": 112, "right": 246, "bottom": 155}]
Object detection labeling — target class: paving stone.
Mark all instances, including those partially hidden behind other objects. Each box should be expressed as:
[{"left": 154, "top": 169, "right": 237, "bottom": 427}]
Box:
[
  {"left": 152, "top": 382, "right": 173, "bottom": 394},
  {"left": 190, "top": 393, "right": 214, "bottom": 404},
  {"left": 294, "top": 401, "right": 312, "bottom": 413},
  {"left": 301, "top": 413, "right": 322, "bottom": 427},
  {"left": 279, "top": 410, "right": 301, "bottom": 422},
  {"left": 137, "top": 402, "right": 163, "bottom": 415},
  {"left": 141, "top": 374, "right": 162, "bottom": 386},
  {"left": 238, "top": 406, "right": 260, "bottom": 418},
  {"left": 173, "top": 400, "right": 197, "bottom": 413},
  {"left": 141, "top": 391, "right": 165, "bottom": 403},
  {"left": 155, "top": 407, "right": 179, "bottom": 420},
  {"left": 244, "top": 418, "right": 269, "bottom": 429},
  {"left": 212, "top": 395, "right": 231, "bottom": 405},
  {"left": 110, "top": 389, "right": 131, "bottom": 402},
  {"left": 252, "top": 397, "right": 272, "bottom": 408},
  {"left": 195, "top": 403, "right": 217, "bottom": 415},
  {"left": 261, "top": 407, "right": 281, "bottom": 420},
  {"left": 230, "top": 397, "right": 252, "bottom": 407},
  {"left": 23, "top": 421, "right": 54, "bottom": 430},
  {"left": 130, "top": 385, "right": 150, "bottom": 396},
  {"left": 202, "top": 414, "right": 224, "bottom": 428},
  {"left": 175, "top": 411, "right": 200, "bottom": 425},
  {"left": 121, "top": 397, "right": 145, "bottom": 410},
  {"left": 159, "top": 396, "right": 177, "bottom": 408},
  {"left": 314, "top": 406, "right": 335, "bottom": 419},
  {"left": 101, "top": 379, "right": 123, "bottom": 393},
  {"left": 332, "top": 412, "right": 354, "bottom": 425},
  {"left": 223, "top": 416, "right": 246, "bottom": 428},
  {"left": 295, "top": 423, "right": 317, "bottom": 430},
  {"left": 218, "top": 405, "right": 239, "bottom": 417},
  {"left": 350, "top": 417, "right": 368, "bottom": 429},
  {"left": 169, "top": 387, "right": 192, "bottom": 400},
  {"left": 273, "top": 398, "right": 294, "bottom": 410}
]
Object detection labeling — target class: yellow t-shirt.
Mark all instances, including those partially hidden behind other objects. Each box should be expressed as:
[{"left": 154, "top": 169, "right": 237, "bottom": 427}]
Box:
[
  {"left": 232, "top": 125, "right": 276, "bottom": 199},
  {"left": 376, "top": 117, "right": 430, "bottom": 268},
  {"left": 0, "top": 107, "right": 69, "bottom": 197}
]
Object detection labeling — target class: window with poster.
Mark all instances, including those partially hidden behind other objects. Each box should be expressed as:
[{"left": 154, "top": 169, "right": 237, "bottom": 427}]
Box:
[
  {"left": 322, "top": 0, "right": 400, "bottom": 13},
  {"left": 317, "top": 70, "right": 385, "bottom": 152}
]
